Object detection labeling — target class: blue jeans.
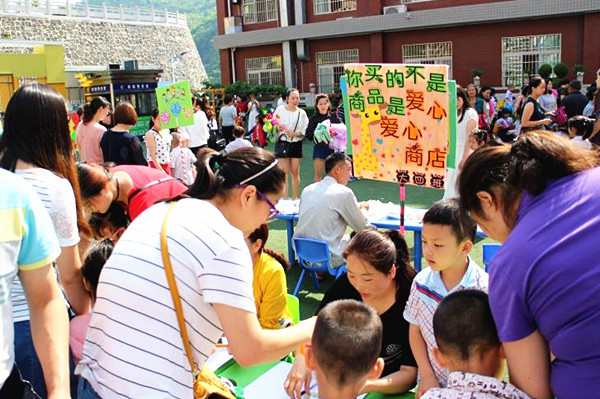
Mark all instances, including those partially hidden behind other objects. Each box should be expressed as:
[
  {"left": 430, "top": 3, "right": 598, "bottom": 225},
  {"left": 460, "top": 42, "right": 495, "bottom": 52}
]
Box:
[
  {"left": 77, "top": 378, "right": 102, "bottom": 399},
  {"left": 14, "top": 320, "right": 79, "bottom": 399}
]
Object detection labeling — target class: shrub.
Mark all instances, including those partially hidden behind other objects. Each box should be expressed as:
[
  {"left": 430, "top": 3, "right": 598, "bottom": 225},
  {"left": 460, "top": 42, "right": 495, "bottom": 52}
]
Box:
[
  {"left": 538, "top": 64, "right": 553, "bottom": 79},
  {"left": 553, "top": 63, "right": 569, "bottom": 79},
  {"left": 470, "top": 68, "right": 484, "bottom": 78},
  {"left": 573, "top": 63, "right": 586, "bottom": 73}
]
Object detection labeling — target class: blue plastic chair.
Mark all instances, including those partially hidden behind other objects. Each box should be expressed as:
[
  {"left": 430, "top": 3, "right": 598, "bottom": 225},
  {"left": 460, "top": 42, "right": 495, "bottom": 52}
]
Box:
[
  {"left": 482, "top": 243, "right": 501, "bottom": 272},
  {"left": 292, "top": 237, "right": 346, "bottom": 296}
]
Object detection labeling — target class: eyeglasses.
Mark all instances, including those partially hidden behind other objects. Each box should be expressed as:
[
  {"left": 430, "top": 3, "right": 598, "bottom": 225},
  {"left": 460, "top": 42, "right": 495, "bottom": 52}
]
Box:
[{"left": 236, "top": 184, "right": 280, "bottom": 221}]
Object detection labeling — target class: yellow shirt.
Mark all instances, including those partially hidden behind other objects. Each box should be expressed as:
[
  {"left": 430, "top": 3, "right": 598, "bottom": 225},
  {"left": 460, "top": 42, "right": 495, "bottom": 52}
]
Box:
[{"left": 253, "top": 252, "right": 292, "bottom": 329}]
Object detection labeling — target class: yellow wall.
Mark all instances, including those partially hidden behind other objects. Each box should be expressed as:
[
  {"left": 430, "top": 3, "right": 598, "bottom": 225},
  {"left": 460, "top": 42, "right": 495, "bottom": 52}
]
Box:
[
  {"left": 33, "top": 45, "right": 65, "bottom": 83},
  {"left": 0, "top": 54, "right": 47, "bottom": 77}
]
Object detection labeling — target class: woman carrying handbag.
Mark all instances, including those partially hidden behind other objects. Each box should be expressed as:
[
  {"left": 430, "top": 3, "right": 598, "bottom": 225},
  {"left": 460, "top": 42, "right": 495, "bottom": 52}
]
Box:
[{"left": 76, "top": 147, "right": 315, "bottom": 399}]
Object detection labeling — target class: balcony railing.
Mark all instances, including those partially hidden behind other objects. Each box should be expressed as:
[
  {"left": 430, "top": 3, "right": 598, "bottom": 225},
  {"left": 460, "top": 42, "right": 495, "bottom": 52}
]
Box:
[{"left": 0, "top": 0, "right": 187, "bottom": 26}]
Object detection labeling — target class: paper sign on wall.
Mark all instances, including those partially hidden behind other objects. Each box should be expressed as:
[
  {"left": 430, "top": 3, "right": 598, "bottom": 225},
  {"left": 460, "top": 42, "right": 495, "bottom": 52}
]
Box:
[
  {"left": 155, "top": 80, "right": 194, "bottom": 129},
  {"left": 343, "top": 64, "right": 453, "bottom": 190}
]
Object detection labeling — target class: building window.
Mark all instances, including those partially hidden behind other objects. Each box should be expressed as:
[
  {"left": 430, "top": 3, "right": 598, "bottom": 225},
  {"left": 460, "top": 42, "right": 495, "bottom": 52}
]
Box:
[
  {"left": 402, "top": 41, "right": 452, "bottom": 77},
  {"left": 245, "top": 56, "right": 282, "bottom": 85},
  {"left": 502, "top": 33, "right": 561, "bottom": 87},
  {"left": 314, "top": 0, "right": 357, "bottom": 15},
  {"left": 242, "top": 0, "right": 278, "bottom": 24},
  {"left": 316, "top": 49, "right": 359, "bottom": 93}
]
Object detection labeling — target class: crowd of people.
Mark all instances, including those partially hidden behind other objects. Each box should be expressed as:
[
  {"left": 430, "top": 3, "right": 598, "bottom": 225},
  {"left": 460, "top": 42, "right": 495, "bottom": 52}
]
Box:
[{"left": 0, "top": 66, "right": 598, "bottom": 399}]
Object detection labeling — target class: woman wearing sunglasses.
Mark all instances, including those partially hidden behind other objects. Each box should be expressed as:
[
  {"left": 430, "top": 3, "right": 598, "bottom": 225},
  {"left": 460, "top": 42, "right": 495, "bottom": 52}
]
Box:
[{"left": 76, "top": 147, "right": 315, "bottom": 399}]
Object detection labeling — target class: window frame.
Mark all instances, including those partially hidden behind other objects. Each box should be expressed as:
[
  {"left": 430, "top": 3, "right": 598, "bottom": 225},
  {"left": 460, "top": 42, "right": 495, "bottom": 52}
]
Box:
[
  {"left": 245, "top": 56, "right": 283, "bottom": 86},
  {"left": 402, "top": 41, "right": 453, "bottom": 78},
  {"left": 316, "top": 49, "right": 359, "bottom": 93},
  {"left": 501, "top": 33, "right": 561, "bottom": 87},
  {"left": 242, "top": 0, "right": 278, "bottom": 24}
]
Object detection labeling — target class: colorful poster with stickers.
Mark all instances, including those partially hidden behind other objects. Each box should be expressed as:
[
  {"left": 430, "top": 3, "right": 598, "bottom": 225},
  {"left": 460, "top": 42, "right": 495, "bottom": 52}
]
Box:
[
  {"left": 155, "top": 80, "right": 194, "bottom": 129},
  {"left": 343, "top": 64, "right": 454, "bottom": 190}
]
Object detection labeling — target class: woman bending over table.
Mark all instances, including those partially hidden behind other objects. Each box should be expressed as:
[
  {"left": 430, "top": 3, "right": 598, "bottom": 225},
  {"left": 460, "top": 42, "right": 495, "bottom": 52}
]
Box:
[
  {"left": 284, "top": 229, "right": 417, "bottom": 398},
  {"left": 458, "top": 130, "right": 600, "bottom": 399},
  {"left": 76, "top": 147, "right": 315, "bottom": 399}
]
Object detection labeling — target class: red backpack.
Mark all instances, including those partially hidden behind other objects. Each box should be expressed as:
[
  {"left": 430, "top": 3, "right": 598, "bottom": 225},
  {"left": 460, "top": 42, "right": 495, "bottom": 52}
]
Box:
[{"left": 552, "top": 106, "right": 567, "bottom": 126}]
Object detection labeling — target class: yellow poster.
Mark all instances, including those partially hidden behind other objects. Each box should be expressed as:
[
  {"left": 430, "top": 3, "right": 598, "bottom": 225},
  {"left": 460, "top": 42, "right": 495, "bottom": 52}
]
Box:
[{"left": 344, "top": 63, "right": 450, "bottom": 189}]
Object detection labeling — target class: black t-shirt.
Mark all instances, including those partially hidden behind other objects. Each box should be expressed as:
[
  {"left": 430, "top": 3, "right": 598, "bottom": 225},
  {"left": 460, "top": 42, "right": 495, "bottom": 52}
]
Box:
[
  {"left": 562, "top": 92, "right": 589, "bottom": 119},
  {"left": 318, "top": 274, "right": 417, "bottom": 376},
  {"left": 100, "top": 130, "right": 147, "bottom": 166}
]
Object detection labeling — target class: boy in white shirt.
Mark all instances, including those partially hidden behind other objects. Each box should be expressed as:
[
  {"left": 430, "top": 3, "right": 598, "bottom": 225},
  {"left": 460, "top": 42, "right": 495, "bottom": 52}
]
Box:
[
  {"left": 170, "top": 133, "right": 197, "bottom": 186},
  {"left": 225, "top": 126, "right": 253, "bottom": 153}
]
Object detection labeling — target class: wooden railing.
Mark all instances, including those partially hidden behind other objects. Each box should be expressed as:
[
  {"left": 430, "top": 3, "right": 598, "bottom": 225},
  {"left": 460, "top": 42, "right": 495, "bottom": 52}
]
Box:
[{"left": 0, "top": 0, "right": 187, "bottom": 26}]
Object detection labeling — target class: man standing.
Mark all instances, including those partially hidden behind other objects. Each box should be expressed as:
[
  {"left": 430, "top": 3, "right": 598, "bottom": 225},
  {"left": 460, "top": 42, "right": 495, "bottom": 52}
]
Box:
[
  {"left": 0, "top": 169, "right": 69, "bottom": 398},
  {"left": 294, "top": 153, "right": 370, "bottom": 268},
  {"left": 562, "top": 80, "right": 588, "bottom": 119},
  {"left": 218, "top": 96, "right": 237, "bottom": 144}
]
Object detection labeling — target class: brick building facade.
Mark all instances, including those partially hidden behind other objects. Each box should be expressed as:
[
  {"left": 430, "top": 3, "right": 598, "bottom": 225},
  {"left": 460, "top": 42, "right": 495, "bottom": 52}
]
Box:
[{"left": 213, "top": 0, "right": 599, "bottom": 93}]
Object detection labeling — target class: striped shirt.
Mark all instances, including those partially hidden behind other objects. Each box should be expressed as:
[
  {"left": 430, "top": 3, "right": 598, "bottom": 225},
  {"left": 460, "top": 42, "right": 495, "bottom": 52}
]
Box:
[
  {"left": 76, "top": 199, "right": 256, "bottom": 399},
  {"left": 12, "top": 168, "right": 79, "bottom": 323},
  {"left": 0, "top": 169, "right": 60, "bottom": 388},
  {"left": 404, "top": 258, "right": 488, "bottom": 386}
]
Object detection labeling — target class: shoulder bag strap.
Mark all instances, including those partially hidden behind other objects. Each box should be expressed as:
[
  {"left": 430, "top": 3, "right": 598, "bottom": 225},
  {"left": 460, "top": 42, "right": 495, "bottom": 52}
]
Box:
[
  {"left": 160, "top": 201, "right": 197, "bottom": 374},
  {"left": 128, "top": 177, "right": 176, "bottom": 203}
]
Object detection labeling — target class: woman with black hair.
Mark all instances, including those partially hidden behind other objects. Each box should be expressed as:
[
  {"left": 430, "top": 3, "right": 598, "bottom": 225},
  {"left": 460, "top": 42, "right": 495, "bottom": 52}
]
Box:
[
  {"left": 0, "top": 83, "right": 91, "bottom": 397},
  {"left": 76, "top": 96, "right": 110, "bottom": 163},
  {"left": 519, "top": 75, "right": 553, "bottom": 131},
  {"left": 76, "top": 147, "right": 315, "bottom": 399},
  {"left": 285, "top": 229, "right": 417, "bottom": 398},
  {"left": 458, "top": 130, "right": 600, "bottom": 399},
  {"left": 443, "top": 87, "right": 478, "bottom": 199}
]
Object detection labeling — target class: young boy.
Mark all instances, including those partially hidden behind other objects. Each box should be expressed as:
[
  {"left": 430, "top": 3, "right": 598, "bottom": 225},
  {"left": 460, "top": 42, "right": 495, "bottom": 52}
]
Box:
[
  {"left": 224, "top": 125, "right": 253, "bottom": 153},
  {"left": 404, "top": 199, "right": 488, "bottom": 398},
  {"left": 422, "top": 290, "right": 531, "bottom": 399},
  {"left": 170, "top": 132, "right": 197, "bottom": 186},
  {"left": 305, "top": 299, "right": 384, "bottom": 399}
]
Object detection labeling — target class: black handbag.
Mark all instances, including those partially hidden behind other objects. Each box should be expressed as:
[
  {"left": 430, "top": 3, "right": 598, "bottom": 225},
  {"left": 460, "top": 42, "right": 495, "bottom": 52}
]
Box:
[{"left": 274, "top": 112, "right": 301, "bottom": 158}]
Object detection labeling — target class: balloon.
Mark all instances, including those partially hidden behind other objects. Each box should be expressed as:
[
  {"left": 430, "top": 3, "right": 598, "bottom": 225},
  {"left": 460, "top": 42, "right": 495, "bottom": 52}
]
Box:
[{"left": 261, "top": 109, "right": 268, "bottom": 115}]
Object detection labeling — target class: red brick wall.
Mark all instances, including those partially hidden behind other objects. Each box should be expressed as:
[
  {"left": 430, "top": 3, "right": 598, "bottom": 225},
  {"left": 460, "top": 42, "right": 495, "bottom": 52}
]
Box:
[
  {"left": 305, "top": 0, "right": 382, "bottom": 23},
  {"left": 383, "top": 15, "right": 586, "bottom": 87},
  {"left": 582, "top": 13, "right": 600, "bottom": 84},
  {"left": 232, "top": 44, "right": 284, "bottom": 84}
]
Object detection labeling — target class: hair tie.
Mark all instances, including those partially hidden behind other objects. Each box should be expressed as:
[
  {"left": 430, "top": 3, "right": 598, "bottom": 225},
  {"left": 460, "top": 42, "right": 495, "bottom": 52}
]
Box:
[{"left": 210, "top": 153, "right": 225, "bottom": 171}]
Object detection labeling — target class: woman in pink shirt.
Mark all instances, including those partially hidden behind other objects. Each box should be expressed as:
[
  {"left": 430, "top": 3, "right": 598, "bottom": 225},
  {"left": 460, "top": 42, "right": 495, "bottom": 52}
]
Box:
[{"left": 76, "top": 97, "right": 110, "bottom": 163}]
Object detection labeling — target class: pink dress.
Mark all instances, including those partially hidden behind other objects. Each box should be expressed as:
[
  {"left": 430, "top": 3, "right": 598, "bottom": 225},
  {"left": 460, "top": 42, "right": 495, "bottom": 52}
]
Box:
[{"left": 76, "top": 122, "right": 106, "bottom": 163}]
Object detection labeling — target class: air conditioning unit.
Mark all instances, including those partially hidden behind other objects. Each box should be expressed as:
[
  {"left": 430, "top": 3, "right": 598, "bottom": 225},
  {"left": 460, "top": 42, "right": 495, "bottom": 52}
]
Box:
[
  {"left": 224, "top": 16, "right": 243, "bottom": 34},
  {"left": 383, "top": 5, "right": 408, "bottom": 15}
]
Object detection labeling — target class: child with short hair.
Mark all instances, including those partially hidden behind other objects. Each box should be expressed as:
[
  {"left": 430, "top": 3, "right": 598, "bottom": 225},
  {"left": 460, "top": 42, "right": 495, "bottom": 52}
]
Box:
[
  {"left": 225, "top": 125, "right": 253, "bottom": 153},
  {"left": 70, "top": 239, "right": 115, "bottom": 364},
  {"left": 404, "top": 199, "right": 488, "bottom": 398},
  {"left": 88, "top": 201, "right": 129, "bottom": 241},
  {"left": 305, "top": 299, "right": 384, "bottom": 399},
  {"left": 170, "top": 132, "right": 197, "bottom": 186},
  {"left": 493, "top": 108, "right": 515, "bottom": 143},
  {"left": 567, "top": 115, "right": 594, "bottom": 150},
  {"left": 422, "top": 290, "right": 531, "bottom": 399}
]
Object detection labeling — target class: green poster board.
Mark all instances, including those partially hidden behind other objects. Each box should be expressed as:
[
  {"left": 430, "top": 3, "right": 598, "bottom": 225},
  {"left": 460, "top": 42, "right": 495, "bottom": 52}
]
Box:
[
  {"left": 446, "top": 80, "right": 457, "bottom": 169},
  {"left": 156, "top": 81, "right": 194, "bottom": 129}
]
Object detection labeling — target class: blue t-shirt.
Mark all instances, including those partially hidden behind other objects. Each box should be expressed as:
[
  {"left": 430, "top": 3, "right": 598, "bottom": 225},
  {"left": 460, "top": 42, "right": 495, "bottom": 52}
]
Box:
[
  {"left": 0, "top": 169, "right": 60, "bottom": 386},
  {"left": 490, "top": 167, "right": 600, "bottom": 399}
]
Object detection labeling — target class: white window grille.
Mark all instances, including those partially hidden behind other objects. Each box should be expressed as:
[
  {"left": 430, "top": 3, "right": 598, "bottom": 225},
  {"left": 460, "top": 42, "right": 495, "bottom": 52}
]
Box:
[
  {"left": 316, "top": 49, "right": 359, "bottom": 93},
  {"left": 243, "top": 0, "right": 278, "bottom": 24},
  {"left": 245, "top": 56, "right": 282, "bottom": 85},
  {"left": 502, "top": 34, "right": 561, "bottom": 87},
  {"left": 314, "top": 0, "right": 357, "bottom": 15},
  {"left": 402, "top": 41, "right": 452, "bottom": 77}
]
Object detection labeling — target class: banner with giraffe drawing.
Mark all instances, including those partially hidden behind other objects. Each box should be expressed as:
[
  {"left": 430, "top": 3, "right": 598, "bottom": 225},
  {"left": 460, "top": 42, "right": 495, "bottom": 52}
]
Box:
[
  {"left": 155, "top": 80, "right": 194, "bottom": 129},
  {"left": 343, "top": 63, "right": 454, "bottom": 189}
]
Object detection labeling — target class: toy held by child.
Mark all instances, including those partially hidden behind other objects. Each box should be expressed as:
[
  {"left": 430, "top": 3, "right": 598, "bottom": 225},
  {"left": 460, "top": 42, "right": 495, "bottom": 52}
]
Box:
[
  {"left": 304, "top": 299, "right": 385, "bottom": 399},
  {"left": 404, "top": 199, "right": 488, "bottom": 398},
  {"left": 421, "top": 290, "right": 531, "bottom": 399},
  {"left": 70, "top": 239, "right": 115, "bottom": 365},
  {"left": 567, "top": 115, "right": 594, "bottom": 150},
  {"left": 170, "top": 132, "right": 197, "bottom": 186}
]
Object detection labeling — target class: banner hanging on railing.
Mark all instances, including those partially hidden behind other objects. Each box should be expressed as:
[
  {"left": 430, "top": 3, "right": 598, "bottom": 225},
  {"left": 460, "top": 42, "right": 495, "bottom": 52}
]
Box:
[{"left": 343, "top": 63, "right": 454, "bottom": 190}]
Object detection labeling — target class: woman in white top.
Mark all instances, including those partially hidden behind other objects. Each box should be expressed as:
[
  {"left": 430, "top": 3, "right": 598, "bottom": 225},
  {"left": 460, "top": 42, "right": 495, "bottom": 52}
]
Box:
[
  {"left": 76, "top": 147, "right": 315, "bottom": 399},
  {"left": 0, "top": 84, "right": 91, "bottom": 397},
  {"left": 145, "top": 108, "right": 172, "bottom": 175},
  {"left": 443, "top": 87, "right": 478, "bottom": 199},
  {"left": 538, "top": 79, "right": 558, "bottom": 113},
  {"left": 274, "top": 88, "right": 309, "bottom": 199},
  {"left": 247, "top": 92, "right": 261, "bottom": 132},
  {"left": 76, "top": 96, "right": 110, "bottom": 163}
]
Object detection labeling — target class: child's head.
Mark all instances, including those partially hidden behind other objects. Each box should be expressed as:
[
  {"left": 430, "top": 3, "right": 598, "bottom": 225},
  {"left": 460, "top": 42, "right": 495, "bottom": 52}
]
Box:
[
  {"left": 500, "top": 108, "right": 511, "bottom": 119},
  {"left": 88, "top": 202, "right": 129, "bottom": 242},
  {"left": 171, "top": 132, "right": 181, "bottom": 148},
  {"left": 567, "top": 115, "right": 594, "bottom": 138},
  {"left": 233, "top": 125, "right": 246, "bottom": 139},
  {"left": 82, "top": 238, "right": 115, "bottom": 302},
  {"left": 422, "top": 199, "right": 476, "bottom": 272},
  {"left": 468, "top": 129, "right": 492, "bottom": 151},
  {"left": 432, "top": 290, "right": 503, "bottom": 378},
  {"left": 307, "top": 300, "right": 384, "bottom": 395}
]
